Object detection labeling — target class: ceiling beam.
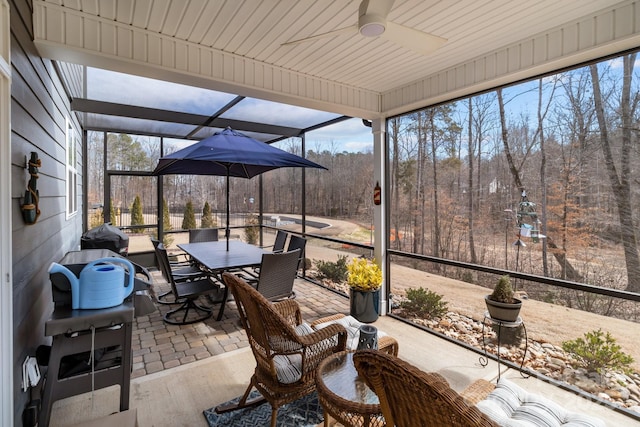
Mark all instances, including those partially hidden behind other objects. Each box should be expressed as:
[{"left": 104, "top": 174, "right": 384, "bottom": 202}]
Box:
[
  {"left": 71, "top": 98, "right": 303, "bottom": 138},
  {"left": 185, "top": 96, "right": 245, "bottom": 139}
]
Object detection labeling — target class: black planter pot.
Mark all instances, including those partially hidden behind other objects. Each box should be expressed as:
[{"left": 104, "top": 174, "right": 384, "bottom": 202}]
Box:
[
  {"left": 350, "top": 289, "right": 380, "bottom": 323},
  {"left": 484, "top": 295, "right": 522, "bottom": 322}
]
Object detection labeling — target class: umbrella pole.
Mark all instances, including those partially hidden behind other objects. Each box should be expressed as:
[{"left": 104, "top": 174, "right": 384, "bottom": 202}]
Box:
[{"left": 226, "top": 169, "right": 230, "bottom": 251}]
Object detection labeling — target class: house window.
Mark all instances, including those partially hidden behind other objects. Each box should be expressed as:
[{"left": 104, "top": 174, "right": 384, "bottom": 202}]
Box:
[{"left": 66, "top": 118, "right": 78, "bottom": 217}]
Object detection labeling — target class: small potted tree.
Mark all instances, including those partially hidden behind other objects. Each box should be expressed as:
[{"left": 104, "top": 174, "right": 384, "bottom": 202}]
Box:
[{"left": 484, "top": 275, "right": 522, "bottom": 322}]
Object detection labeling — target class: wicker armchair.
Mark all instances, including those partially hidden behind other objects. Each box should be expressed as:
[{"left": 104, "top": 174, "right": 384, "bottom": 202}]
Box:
[
  {"left": 216, "top": 272, "right": 348, "bottom": 427},
  {"left": 353, "top": 350, "right": 498, "bottom": 427}
]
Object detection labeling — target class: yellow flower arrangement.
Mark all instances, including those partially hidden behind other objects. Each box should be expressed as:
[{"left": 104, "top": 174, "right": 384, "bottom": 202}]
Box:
[{"left": 347, "top": 257, "right": 382, "bottom": 292}]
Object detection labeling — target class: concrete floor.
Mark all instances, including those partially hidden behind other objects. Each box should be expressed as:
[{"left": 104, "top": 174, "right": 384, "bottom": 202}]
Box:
[{"left": 46, "top": 269, "right": 638, "bottom": 427}]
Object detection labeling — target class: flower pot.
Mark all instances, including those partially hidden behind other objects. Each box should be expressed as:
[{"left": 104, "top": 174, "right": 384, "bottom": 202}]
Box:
[
  {"left": 484, "top": 295, "right": 522, "bottom": 322},
  {"left": 350, "top": 288, "right": 380, "bottom": 323}
]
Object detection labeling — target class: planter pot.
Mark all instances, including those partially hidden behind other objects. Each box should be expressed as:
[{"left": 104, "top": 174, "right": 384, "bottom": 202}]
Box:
[
  {"left": 350, "top": 288, "right": 380, "bottom": 323},
  {"left": 484, "top": 295, "right": 522, "bottom": 322}
]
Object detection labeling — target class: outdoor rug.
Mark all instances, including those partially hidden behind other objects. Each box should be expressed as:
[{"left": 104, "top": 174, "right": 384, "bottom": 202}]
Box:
[{"left": 203, "top": 391, "right": 324, "bottom": 427}]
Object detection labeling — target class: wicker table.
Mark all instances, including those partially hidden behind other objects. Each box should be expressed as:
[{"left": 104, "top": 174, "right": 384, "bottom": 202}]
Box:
[{"left": 316, "top": 351, "right": 384, "bottom": 427}]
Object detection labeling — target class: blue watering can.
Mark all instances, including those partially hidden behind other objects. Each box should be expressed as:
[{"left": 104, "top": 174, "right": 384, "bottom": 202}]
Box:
[{"left": 48, "top": 257, "right": 135, "bottom": 309}]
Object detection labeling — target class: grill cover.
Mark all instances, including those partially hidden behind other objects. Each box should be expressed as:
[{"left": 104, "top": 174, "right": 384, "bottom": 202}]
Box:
[{"left": 81, "top": 223, "right": 129, "bottom": 255}]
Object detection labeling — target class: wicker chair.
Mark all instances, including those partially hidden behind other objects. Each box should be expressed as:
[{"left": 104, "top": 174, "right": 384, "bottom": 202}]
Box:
[
  {"left": 353, "top": 350, "right": 498, "bottom": 427},
  {"left": 216, "top": 272, "right": 348, "bottom": 427}
]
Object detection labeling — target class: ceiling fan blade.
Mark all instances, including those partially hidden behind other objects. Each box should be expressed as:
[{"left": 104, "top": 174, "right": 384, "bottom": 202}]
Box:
[
  {"left": 384, "top": 21, "right": 447, "bottom": 55},
  {"left": 282, "top": 25, "right": 357, "bottom": 46}
]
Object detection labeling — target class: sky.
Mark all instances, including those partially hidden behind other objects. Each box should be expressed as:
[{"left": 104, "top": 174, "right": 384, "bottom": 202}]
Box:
[
  {"left": 86, "top": 54, "right": 640, "bottom": 157},
  {"left": 87, "top": 67, "right": 374, "bottom": 153}
]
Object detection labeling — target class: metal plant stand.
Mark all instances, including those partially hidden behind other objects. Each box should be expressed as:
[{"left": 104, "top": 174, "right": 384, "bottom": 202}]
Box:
[{"left": 479, "top": 312, "right": 529, "bottom": 381}]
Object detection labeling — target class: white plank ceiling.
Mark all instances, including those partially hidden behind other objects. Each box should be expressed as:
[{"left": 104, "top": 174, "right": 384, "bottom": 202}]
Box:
[{"left": 34, "top": 0, "right": 640, "bottom": 119}]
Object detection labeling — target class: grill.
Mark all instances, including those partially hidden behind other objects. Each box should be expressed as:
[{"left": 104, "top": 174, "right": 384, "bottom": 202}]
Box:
[{"left": 81, "top": 223, "right": 129, "bottom": 255}]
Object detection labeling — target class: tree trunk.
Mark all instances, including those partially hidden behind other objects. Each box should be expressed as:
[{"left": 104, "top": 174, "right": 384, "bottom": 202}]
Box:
[
  {"left": 390, "top": 119, "right": 401, "bottom": 250},
  {"left": 413, "top": 114, "right": 425, "bottom": 254},
  {"left": 537, "top": 78, "right": 548, "bottom": 276},
  {"left": 590, "top": 56, "right": 640, "bottom": 293},
  {"left": 497, "top": 89, "right": 524, "bottom": 192},
  {"left": 430, "top": 113, "right": 441, "bottom": 259},
  {"left": 545, "top": 236, "right": 583, "bottom": 282},
  {"left": 467, "top": 98, "right": 477, "bottom": 264}
]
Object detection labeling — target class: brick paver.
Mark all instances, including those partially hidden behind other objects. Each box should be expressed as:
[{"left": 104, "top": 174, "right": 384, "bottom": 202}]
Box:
[{"left": 131, "top": 270, "right": 349, "bottom": 378}]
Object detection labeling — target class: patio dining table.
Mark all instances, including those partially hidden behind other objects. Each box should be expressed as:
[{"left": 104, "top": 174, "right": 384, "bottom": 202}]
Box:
[
  {"left": 177, "top": 240, "right": 267, "bottom": 272},
  {"left": 177, "top": 240, "right": 268, "bottom": 319}
]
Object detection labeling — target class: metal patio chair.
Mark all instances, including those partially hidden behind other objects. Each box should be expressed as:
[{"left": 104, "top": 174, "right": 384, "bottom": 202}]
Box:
[
  {"left": 151, "top": 238, "right": 206, "bottom": 305},
  {"left": 188, "top": 228, "right": 219, "bottom": 243},
  {"left": 252, "top": 248, "right": 300, "bottom": 301},
  {"left": 286, "top": 235, "right": 307, "bottom": 270},
  {"left": 155, "top": 242, "right": 227, "bottom": 325},
  {"left": 265, "top": 229, "right": 288, "bottom": 253}
]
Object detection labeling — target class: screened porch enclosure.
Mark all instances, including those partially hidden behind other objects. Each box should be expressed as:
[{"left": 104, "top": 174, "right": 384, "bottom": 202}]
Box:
[{"left": 78, "top": 47, "right": 640, "bottom": 423}]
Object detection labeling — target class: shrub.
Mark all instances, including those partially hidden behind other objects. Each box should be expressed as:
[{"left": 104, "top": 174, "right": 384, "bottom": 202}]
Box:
[
  {"left": 109, "top": 200, "right": 116, "bottom": 226},
  {"left": 89, "top": 207, "right": 103, "bottom": 229},
  {"left": 244, "top": 214, "right": 259, "bottom": 244},
  {"left": 130, "top": 195, "right": 145, "bottom": 233},
  {"left": 562, "top": 329, "right": 634, "bottom": 374},
  {"left": 399, "top": 287, "right": 448, "bottom": 319},
  {"left": 201, "top": 201, "right": 216, "bottom": 228},
  {"left": 461, "top": 271, "right": 474, "bottom": 284},
  {"left": 315, "top": 255, "right": 349, "bottom": 282},
  {"left": 182, "top": 200, "right": 196, "bottom": 230},
  {"left": 162, "top": 198, "right": 173, "bottom": 247}
]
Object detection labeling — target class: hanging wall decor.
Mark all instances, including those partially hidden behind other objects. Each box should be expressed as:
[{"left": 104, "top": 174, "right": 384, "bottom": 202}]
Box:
[
  {"left": 21, "top": 152, "right": 41, "bottom": 225},
  {"left": 373, "top": 181, "right": 381, "bottom": 205}
]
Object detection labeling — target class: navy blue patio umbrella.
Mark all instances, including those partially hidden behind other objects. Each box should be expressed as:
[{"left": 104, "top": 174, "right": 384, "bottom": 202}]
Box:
[{"left": 152, "top": 127, "right": 327, "bottom": 250}]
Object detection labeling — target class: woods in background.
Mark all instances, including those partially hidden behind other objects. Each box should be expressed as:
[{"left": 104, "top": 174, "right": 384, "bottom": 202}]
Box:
[{"left": 87, "top": 52, "right": 640, "bottom": 298}]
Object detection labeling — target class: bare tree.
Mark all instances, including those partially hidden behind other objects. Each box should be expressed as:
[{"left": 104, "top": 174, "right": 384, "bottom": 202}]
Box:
[
  {"left": 389, "top": 118, "right": 402, "bottom": 250},
  {"left": 497, "top": 88, "right": 524, "bottom": 191},
  {"left": 467, "top": 98, "right": 477, "bottom": 263},
  {"left": 590, "top": 53, "right": 640, "bottom": 292}
]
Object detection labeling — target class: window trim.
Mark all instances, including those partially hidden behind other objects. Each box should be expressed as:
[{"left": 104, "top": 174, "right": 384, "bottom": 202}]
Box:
[
  {"left": 66, "top": 117, "right": 78, "bottom": 218},
  {"left": 0, "top": 0, "right": 13, "bottom": 425}
]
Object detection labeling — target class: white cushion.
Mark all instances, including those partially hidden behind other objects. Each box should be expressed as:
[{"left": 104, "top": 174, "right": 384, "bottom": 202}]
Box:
[
  {"left": 477, "top": 379, "right": 606, "bottom": 427},
  {"left": 294, "top": 322, "right": 314, "bottom": 336},
  {"left": 271, "top": 323, "right": 313, "bottom": 384},
  {"left": 313, "top": 315, "right": 387, "bottom": 350},
  {"left": 273, "top": 354, "right": 302, "bottom": 384}
]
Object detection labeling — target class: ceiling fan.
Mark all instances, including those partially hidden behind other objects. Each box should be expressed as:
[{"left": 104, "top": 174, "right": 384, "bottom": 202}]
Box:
[{"left": 282, "top": 0, "right": 447, "bottom": 55}]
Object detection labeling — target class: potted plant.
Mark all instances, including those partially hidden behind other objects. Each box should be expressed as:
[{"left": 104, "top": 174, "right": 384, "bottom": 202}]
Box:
[
  {"left": 347, "top": 257, "right": 382, "bottom": 323},
  {"left": 484, "top": 275, "right": 522, "bottom": 322}
]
